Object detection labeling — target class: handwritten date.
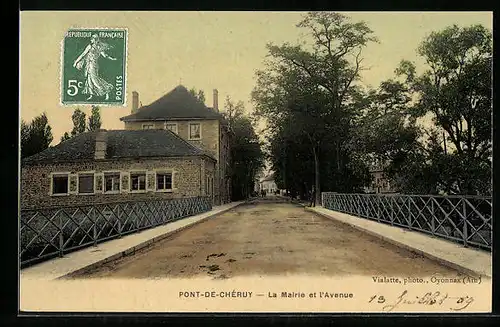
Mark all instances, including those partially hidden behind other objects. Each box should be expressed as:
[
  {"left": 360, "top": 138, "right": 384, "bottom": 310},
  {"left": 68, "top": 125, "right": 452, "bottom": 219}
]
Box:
[{"left": 368, "top": 290, "right": 474, "bottom": 312}]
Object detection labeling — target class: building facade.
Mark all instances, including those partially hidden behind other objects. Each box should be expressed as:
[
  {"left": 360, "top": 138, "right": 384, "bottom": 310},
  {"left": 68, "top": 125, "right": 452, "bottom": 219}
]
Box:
[
  {"left": 259, "top": 173, "right": 278, "bottom": 194},
  {"left": 363, "top": 160, "right": 397, "bottom": 194},
  {"left": 120, "top": 86, "right": 232, "bottom": 205},
  {"left": 20, "top": 129, "right": 216, "bottom": 209}
]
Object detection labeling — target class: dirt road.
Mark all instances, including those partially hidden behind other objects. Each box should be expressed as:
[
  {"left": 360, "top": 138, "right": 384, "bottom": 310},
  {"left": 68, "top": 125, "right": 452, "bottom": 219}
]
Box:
[{"left": 73, "top": 199, "right": 464, "bottom": 279}]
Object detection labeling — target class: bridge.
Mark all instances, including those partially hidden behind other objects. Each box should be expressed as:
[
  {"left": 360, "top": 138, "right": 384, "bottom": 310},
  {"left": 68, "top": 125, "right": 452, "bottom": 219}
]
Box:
[{"left": 20, "top": 193, "right": 491, "bottom": 281}]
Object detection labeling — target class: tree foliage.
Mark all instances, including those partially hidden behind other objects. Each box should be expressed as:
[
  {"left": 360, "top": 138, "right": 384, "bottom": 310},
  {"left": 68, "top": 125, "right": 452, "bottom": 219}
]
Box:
[
  {"left": 385, "top": 24, "right": 492, "bottom": 195},
  {"left": 222, "top": 97, "right": 265, "bottom": 200},
  {"left": 21, "top": 112, "right": 53, "bottom": 158},
  {"left": 189, "top": 87, "right": 206, "bottom": 104},
  {"left": 87, "top": 105, "right": 102, "bottom": 131},
  {"left": 252, "top": 13, "right": 491, "bottom": 198},
  {"left": 71, "top": 108, "right": 86, "bottom": 136},
  {"left": 60, "top": 106, "right": 102, "bottom": 143},
  {"left": 252, "top": 12, "right": 376, "bottom": 201}
]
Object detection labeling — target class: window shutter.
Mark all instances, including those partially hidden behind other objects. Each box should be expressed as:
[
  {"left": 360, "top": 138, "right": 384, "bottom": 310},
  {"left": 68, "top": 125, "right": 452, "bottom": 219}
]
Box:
[
  {"left": 172, "top": 170, "right": 177, "bottom": 191},
  {"left": 95, "top": 173, "right": 104, "bottom": 193},
  {"left": 68, "top": 174, "right": 78, "bottom": 194},
  {"left": 121, "top": 172, "right": 129, "bottom": 193},
  {"left": 147, "top": 171, "right": 155, "bottom": 191}
]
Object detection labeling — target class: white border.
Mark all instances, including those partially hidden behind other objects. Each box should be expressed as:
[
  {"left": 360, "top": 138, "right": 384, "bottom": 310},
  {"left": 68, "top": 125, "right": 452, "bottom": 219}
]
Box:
[
  {"left": 59, "top": 27, "right": 128, "bottom": 107},
  {"left": 18, "top": 14, "right": 22, "bottom": 277}
]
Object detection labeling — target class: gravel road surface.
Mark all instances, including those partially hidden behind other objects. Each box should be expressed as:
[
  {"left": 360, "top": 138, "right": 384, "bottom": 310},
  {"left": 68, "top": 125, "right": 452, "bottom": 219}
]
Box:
[{"left": 73, "top": 198, "right": 463, "bottom": 279}]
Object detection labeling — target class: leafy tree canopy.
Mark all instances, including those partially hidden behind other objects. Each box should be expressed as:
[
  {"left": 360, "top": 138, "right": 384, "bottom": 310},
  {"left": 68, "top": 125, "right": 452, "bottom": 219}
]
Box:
[{"left": 21, "top": 112, "right": 53, "bottom": 158}]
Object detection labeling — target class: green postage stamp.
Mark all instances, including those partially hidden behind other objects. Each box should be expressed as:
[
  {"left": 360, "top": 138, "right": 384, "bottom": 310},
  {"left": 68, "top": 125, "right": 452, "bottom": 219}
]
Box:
[{"left": 61, "top": 28, "right": 127, "bottom": 106}]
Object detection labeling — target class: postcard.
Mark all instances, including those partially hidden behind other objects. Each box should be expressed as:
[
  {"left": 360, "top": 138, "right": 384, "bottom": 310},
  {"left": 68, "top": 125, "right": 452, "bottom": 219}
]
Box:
[{"left": 19, "top": 11, "right": 492, "bottom": 313}]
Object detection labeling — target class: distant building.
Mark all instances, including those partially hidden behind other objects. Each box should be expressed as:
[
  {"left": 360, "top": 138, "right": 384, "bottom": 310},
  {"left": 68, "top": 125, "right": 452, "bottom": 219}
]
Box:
[
  {"left": 20, "top": 129, "right": 216, "bottom": 209},
  {"left": 254, "top": 170, "right": 265, "bottom": 194},
  {"left": 259, "top": 173, "right": 278, "bottom": 194},
  {"left": 364, "top": 160, "right": 397, "bottom": 194},
  {"left": 120, "top": 85, "right": 232, "bottom": 205}
]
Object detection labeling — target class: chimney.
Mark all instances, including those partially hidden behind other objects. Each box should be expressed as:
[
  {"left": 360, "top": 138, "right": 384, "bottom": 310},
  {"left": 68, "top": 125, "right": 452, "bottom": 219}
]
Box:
[
  {"left": 94, "top": 129, "right": 107, "bottom": 160},
  {"left": 132, "top": 91, "right": 139, "bottom": 114},
  {"left": 213, "top": 89, "right": 219, "bottom": 112}
]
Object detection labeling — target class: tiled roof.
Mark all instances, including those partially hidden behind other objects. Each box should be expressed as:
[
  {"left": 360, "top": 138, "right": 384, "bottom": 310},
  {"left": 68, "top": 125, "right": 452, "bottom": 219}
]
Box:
[
  {"left": 22, "top": 129, "right": 215, "bottom": 165},
  {"left": 120, "top": 85, "right": 224, "bottom": 121}
]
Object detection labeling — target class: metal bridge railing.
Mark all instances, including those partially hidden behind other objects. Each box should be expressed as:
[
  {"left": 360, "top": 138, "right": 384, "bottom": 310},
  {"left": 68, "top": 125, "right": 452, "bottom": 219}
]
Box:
[
  {"left": 20, "top": 197, "right": 212, "bottom": 268},
  {"left": 321, "top": 192, "right": 492, "bottom": 251}
]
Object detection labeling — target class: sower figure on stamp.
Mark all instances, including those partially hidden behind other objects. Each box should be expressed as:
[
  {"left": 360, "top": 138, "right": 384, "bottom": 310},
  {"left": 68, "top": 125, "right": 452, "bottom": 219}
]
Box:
[{"left": 73, "top": 34, "right": 116, "bottom": 101}]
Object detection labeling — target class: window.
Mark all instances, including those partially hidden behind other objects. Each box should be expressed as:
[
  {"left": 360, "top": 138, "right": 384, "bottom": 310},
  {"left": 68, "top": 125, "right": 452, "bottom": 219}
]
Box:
[
  {"left": 78, "top": 173, "right": 94, "bottom": 194},
  {"left": 130, "top": 172, "right": 146, "bottom": 191},
  {"left": 142, "top": 124, "right": 154, "bottom": 130},
  {"left": 189, "top": 123, "right": 201, "bottom": 140},
  {"left": 165, "top": 123, "right": 178, "bottom": 134},
  {"left": 104, "top": 173, "right": 121, "bottom": 193},
  {"left": 156, "top": 172, "right": 173, "bottom": 191},
  {"left": 52, "top": 174, "right": 69, "bottom": 195}
]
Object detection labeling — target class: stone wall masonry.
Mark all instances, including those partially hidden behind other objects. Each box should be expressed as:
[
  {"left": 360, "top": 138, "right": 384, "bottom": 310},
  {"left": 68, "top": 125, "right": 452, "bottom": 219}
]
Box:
[
  {"left": 124, "top": 120, "right": 219, "bottom": 161},
  {"left": 123, "top": 118, "right": 231, "bottom": 205},
  {"left": 21, "top": 157, "right": 215, "bottom": 209}
]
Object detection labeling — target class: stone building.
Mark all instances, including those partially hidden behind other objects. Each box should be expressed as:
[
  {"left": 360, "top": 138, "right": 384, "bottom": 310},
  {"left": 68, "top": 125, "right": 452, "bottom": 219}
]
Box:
[
  {"left": 364, "top": 160, "right": 396, "bottom": 194},
  {"left": 120, "top": 85, "right": 232, "bottom": 205},
  {"left": 20, "top": 129, "right": 216, "bottom": 209},
  {"left": 259, "top": 173, "right": 278, "bottom": 194}
]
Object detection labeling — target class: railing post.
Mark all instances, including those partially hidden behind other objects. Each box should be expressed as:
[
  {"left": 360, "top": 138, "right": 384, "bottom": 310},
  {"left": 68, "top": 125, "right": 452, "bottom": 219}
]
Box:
[
  {"left": 462, "top": 199, "right": 468, "bottom": 247},
  {"left": 93, "top": 209, "right": 97, "bottom": 247},
  {"left": 357, "top": 195, "right": 361, "bottom": 216},
  {"left": 58, "top": 210, "right": 64, "bottom": 258},
  {"left": 408, "top": 197, "right": 412, "bottom": 231},
  {"left": 356, "top": 195, "right": 359, "bottom": 215},
  {"left": 390, "top": 197, "right": 394, "bottom": 226},
  {"left": 136, "top": 204, "right": 140, "bottom": 231},
  {"left": 117, "top": 205, "right": 122, "bottom": 238},
  {"left": 431, "top": 199, "right": 435, "bottom": 236},
  {"left": 377, "top": 195, "right": 380, "bottom": 222}
]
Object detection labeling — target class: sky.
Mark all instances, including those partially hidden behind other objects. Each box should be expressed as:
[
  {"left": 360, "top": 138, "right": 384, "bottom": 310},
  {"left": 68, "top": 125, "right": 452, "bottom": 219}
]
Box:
[{"left": 20, "top": 11, "right": 493, "bottom": 145}]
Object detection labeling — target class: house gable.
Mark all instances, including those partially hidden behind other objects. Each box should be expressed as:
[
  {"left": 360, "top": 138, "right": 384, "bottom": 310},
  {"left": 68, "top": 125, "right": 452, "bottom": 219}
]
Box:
[{"left": 120, "top": 85, "right": 223, "bottom": 122}]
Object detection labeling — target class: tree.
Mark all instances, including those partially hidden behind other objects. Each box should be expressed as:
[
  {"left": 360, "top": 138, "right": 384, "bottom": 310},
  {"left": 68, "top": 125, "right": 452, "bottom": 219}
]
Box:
[
  {"left": 21, "top": 120, "right": 30, "bottom": 152},
  {"left": 71, "top": 108, "right": 87, "bottom": 136},
  {"left": 189, "top": 87, "right": 206, "bottom": 104},
  {"left": 60, "top": 132, "right": 71, "bottom": 143},
  {"left": 87, "top": 105, "right": 102, "bottom": 131},
  {"left": 252, "top": 12, "right": 377, "bottom": 203},
  {"left": 350, "top": 79, "right": 428, "bottom": 194},
  {"left": 222, "top": 97, "right": 265, "bottom": 200},
  {"left": 60, "top": 107, "right": 88, "bottom": 143},
  {"left": 223, "top": 96, "right": 245, "bottom": 128},
  {"left": 21, "top": 113, "right": 53, "bottom": 158},
  {"left": 394, "top": 24, "right": 492, "bottom": 195}
]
